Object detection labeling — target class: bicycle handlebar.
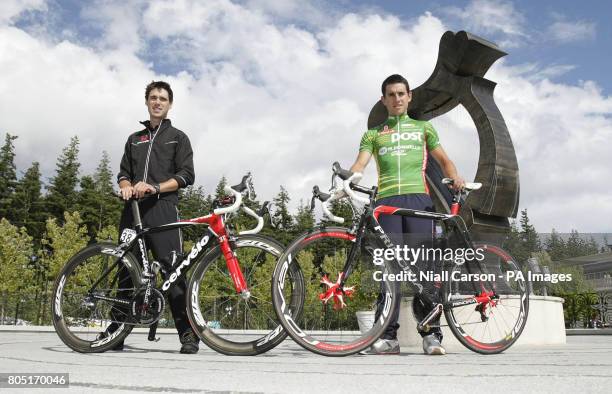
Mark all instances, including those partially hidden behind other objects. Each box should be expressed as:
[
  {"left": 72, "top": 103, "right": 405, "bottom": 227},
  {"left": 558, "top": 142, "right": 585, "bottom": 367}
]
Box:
[
  {"left": 321, "top": 195, "right": 344, "bottom": 224},
  {"left": 311, "top": 162, "right": 382, "bottom": 224},
  {"left": 312, "top": 185, "right": 345, "bottom": 224},
  {"left": 238, "top": 206, "right": 264, "bottom": 235},
  {"left": 215, "top": 175, "right": 272, "bottom": 234},
  {"left": 343, "top": 172, "right": 370, "bottom": 205},
  {"left": 213, "top": 186, "right": 243, "bottom": 215},
  {"left": 332, "top": 161, "right": 353, "bottom": 181}
]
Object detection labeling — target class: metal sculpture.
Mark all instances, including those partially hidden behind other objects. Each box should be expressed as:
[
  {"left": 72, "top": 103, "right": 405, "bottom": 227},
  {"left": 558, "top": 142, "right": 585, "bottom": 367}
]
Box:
[{"left": 368, "top": 31, "right": 519, "bottom": 233}]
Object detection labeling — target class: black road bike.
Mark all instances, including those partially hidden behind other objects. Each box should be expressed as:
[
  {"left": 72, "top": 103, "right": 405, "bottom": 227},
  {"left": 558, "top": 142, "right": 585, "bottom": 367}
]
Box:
[
  {"left": 271, "top": 163, "right": 529, "bottom": 356},
  {"left": 52, "top": 174, "right": 302, "bottom": 355}
]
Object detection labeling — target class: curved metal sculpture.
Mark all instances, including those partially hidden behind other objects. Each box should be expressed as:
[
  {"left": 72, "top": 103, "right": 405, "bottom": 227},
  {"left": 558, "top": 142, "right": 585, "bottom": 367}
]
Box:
[{"left": 368, "top": 31, "right": 519, "bottom": 232}]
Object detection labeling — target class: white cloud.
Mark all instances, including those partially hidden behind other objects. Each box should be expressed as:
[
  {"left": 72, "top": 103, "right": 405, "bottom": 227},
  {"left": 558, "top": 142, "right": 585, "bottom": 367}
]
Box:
[
  {"left": 547, "top": 18, "right": 596, "bottom": 43},
  {"left": 1, "top": 0, "right": 611, "bottom": 232},
  {"left": 444, "top": 0, "right": 527, "bottom": 47},
  {"left": 241, "top": 0, "right": 336, "bottom": 28}
]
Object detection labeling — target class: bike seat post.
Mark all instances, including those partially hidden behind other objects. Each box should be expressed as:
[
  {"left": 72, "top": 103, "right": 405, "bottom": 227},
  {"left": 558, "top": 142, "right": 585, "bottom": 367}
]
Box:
[{"left": 131, "top": 200, "right": 144, "bottom": 232}]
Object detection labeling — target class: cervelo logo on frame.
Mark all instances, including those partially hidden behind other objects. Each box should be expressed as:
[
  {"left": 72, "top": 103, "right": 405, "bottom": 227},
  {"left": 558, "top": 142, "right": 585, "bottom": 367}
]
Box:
[{"left": 162, "top": 235, "right": 210, "bottom": 291}]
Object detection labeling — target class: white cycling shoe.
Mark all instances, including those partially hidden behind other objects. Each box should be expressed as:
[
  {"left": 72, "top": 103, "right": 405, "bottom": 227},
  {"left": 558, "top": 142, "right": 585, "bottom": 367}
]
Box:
[
  {"left": 422, "top": 334, "right": 446, "bottom": 355},
  {"left": 360, "top": 338, "right": 400, "bottom": 355}
]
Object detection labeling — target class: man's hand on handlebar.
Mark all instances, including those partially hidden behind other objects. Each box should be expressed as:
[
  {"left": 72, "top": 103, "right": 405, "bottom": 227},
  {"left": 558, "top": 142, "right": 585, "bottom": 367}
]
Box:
[
  {"left": 132, "top": 181, "right": 157, "bottom": 199},
  {"left": 449, "top": 176, "right": 466, "bottom": 191},
  {"left": 119, "top": 184, "right": 135, "bottom": 200}
]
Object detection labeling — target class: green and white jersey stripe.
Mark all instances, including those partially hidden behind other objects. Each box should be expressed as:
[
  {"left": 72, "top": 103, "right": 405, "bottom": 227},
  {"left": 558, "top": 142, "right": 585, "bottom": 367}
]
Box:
[{"left": 359, "top": 114, "right": 440, "bottom": 199}]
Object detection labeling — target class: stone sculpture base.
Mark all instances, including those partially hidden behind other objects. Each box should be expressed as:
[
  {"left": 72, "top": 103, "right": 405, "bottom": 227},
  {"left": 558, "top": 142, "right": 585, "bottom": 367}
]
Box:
[{"left": 392, "top": 296, "right": 566, "bottom": 351}]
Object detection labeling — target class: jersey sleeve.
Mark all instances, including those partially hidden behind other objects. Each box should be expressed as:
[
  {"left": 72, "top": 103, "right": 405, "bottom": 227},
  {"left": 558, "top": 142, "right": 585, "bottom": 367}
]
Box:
[
  {"left": 359, "top": 130, "right": 375, "bottom": 153},
  {"left": 425, "top": 122, "right": 441, "bottom": 151}
]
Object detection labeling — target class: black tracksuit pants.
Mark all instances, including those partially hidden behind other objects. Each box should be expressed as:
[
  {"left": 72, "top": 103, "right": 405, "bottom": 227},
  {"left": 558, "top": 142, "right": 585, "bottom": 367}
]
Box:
[
  {"left": 118, "top": 198, "right": 192, "bottom": 336},
  {"left": 373, "top": 193, "right": 443, "bottom": 342}
]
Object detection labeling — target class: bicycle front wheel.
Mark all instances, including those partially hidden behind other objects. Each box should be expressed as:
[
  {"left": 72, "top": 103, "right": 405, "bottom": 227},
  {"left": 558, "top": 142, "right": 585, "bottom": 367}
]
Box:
[
  {"left": 444, "top": 244, "right": 529, "bottom": 354},
  {"left": 187, "top": 234, "right": 302, "bottom": 355},
  {"left": 51, "top": 243, "right": 141, "bottom": 353},
  {"left": 271, "top": 227, "right": 400, "bottom": 356}
]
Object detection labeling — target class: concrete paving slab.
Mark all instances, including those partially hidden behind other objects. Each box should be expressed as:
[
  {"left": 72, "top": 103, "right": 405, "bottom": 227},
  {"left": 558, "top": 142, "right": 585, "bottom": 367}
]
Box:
[{"left": 0, "top": 330, "right": 610, "bottom": 393}]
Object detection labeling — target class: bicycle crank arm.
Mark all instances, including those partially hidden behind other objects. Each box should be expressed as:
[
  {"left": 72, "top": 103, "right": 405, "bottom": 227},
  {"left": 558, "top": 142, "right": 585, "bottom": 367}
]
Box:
[{"left": 417, "top": 303, "right": 443, "bottom": 332}]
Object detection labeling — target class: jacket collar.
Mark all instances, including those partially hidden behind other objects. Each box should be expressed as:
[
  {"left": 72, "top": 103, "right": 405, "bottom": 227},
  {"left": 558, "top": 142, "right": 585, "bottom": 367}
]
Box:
[{"left": 138, "top": 118, "right": 171, "bottom": 134}]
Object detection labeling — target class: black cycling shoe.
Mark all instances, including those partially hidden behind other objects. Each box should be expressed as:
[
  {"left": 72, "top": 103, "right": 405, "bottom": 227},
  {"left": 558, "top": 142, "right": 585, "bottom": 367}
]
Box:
[{"left": 179, "top": 331, "right": 199, "bottom": 354}]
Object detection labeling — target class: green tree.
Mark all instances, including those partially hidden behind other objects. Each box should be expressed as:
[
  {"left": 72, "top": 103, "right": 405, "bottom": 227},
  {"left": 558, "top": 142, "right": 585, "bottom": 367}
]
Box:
[
  {"left": 270, "top": 186, "right": 294, "bottom": 244},
  {"left": 534, "top": 251, "right": 591, "bottom": 295},
  {"left": 36, "top": 211, "right": 88, "bottom": 324},
  {"left": 46, "top": 136, "right": 80, "bottom": 222},
  {"left": 76, "top": 175, "right": 99, "bottom": 239},
  {"left": 213, "top": 176, "right": 228, "bottom": 199},
  {"left": 178, "top": 185, "right": 211, "bottom": 241},
  {"left": 96, "top": 224, "right": 118, "bottom": 243},
  {"left": 293, "top": 199, "right": 315, "bottom": 235},
  {"left": 41, "top": 211, "right": 88, "bottom": 279},
  {"left": 505, "top": 209, "right": 541, "bottom": 264},
  {"left": 179, "top": 185, "right": 210, "bottom": 218},
  {"left": 545, "top": 229, "right": 567, "bottom": 261},
  {"left": 76, "top": 153, "right": 122, "bottom": 240},
  {"left": 519, "top": 209, "right": 540, "bottom": 255},
  {"left": 10, "top": 162, "right": 45, "bottom": 242},
  {"left": 272, "top": 186, "right": 293, "bottom": 231},
  {"left": 0, "top": 133, "right": 18, "bottom": 219},
  {"left": 0, "top": 218, "right": 34, "bottom": 324},
  {"left": 503, "top": 220, "right": 524, "bottom": 262},
  {"left": 92, "top": 151, "right": 122, "bottom": 232},
  {"left": 564, "top": 230, "right": 599, "bottom": 258}
]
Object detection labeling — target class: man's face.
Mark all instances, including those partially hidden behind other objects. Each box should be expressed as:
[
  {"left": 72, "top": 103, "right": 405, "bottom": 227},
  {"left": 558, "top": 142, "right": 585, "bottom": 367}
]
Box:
[
  {"left": 146, "top": 88, "right": 172, "bottom": 120},
  {"left": 381, "top": 83, "right": 411, "bottom": 116}
]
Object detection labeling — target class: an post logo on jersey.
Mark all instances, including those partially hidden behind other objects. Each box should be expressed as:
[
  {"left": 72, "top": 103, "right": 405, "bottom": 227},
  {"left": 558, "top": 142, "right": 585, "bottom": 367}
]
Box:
[{"left": 391, "top": 131, "right": 423, "bottom": 143}]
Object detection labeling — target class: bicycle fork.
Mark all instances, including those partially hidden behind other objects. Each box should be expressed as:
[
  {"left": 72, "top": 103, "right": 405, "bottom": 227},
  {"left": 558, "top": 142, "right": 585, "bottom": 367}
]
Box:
[{"left": 219, "top": 236, "right": 250, "bottom": 298}]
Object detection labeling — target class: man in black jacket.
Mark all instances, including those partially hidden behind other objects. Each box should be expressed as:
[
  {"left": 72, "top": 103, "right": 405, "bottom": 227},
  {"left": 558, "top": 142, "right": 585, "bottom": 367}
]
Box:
[{"left": 110, "top": 80, "right": 198, "bottom": 353}]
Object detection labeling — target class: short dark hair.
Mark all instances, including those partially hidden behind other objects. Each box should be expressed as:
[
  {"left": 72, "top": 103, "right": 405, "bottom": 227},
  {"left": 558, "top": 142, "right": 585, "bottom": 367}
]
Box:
[
  {"left": 381, "top": 74, "right": 410, "bottom": 96},
  {"left": 145, "top": 81, "right": 173, "bottom": 103}
]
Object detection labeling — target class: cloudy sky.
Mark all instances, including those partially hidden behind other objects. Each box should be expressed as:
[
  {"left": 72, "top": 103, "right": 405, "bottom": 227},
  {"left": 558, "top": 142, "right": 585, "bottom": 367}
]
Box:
[{"left": 1, "top": 0, "right": 611, "bottom": 232}]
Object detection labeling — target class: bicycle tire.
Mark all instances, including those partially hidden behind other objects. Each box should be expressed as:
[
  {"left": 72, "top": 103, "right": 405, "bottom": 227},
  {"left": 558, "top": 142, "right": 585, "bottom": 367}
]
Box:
[
  {"left": 52, "top": 242, "right": 142, "bottom": 353},
  {"left": 443, "top": 243, "right": 529, "bottom": 354},
  {"left": 187, "top": 234, "right": 302, "bottom": 355},
  {"left": 271, "top": 226, "right": 400, "bottom": 357}
]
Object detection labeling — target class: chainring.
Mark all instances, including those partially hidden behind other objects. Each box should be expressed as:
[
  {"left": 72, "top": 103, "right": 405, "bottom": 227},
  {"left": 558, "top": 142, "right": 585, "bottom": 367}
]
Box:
[{"left": 130, "top": 288, "right": 165, "bottom": 325}]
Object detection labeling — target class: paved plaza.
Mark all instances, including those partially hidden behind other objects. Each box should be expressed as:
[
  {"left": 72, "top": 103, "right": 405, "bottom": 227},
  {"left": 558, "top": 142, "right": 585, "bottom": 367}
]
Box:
[{"left": 0, "top": 327, "right": 611, "bottom": 393}]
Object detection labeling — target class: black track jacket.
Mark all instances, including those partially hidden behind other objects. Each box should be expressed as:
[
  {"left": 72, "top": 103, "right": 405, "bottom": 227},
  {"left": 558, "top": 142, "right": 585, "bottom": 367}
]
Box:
[{"left": 117, "top": 119, "right": 195, "bottom": 204}]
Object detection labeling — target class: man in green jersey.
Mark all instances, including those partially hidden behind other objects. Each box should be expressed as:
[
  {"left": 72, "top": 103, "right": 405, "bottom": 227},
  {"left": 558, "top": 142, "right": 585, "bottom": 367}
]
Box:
[{"left": 351, "top": 74, "right": 465, "bottom": 355}]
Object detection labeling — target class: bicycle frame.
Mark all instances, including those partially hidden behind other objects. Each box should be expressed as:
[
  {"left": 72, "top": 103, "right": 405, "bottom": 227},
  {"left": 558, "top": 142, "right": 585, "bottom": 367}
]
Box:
[
  {"left": 337, "top": 183, "right": 496, "bottom": 313},
  {"left": 90, "top": 202, "right": 250, "bottom": 315}
]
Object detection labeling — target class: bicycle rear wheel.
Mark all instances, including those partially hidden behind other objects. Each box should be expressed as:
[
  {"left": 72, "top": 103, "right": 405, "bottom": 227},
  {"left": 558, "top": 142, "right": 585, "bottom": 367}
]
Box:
[
  {"left": 52, "top": 243, "right": 141, "bottom": 353},
  {"left": 444, "top": 244, "right": 529, "bottom": 354},
  {"left": 271, "top": 227, "right": 399, "bottom": 356},
  {"left": 187, "top": 234, "right": 302, "bottom": 355}
]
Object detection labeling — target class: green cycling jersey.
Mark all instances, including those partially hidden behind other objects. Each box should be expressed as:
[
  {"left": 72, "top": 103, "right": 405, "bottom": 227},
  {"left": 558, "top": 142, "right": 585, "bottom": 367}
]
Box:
[{"left": 359, "top": 114, "right": 441, "bottom": 199}]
